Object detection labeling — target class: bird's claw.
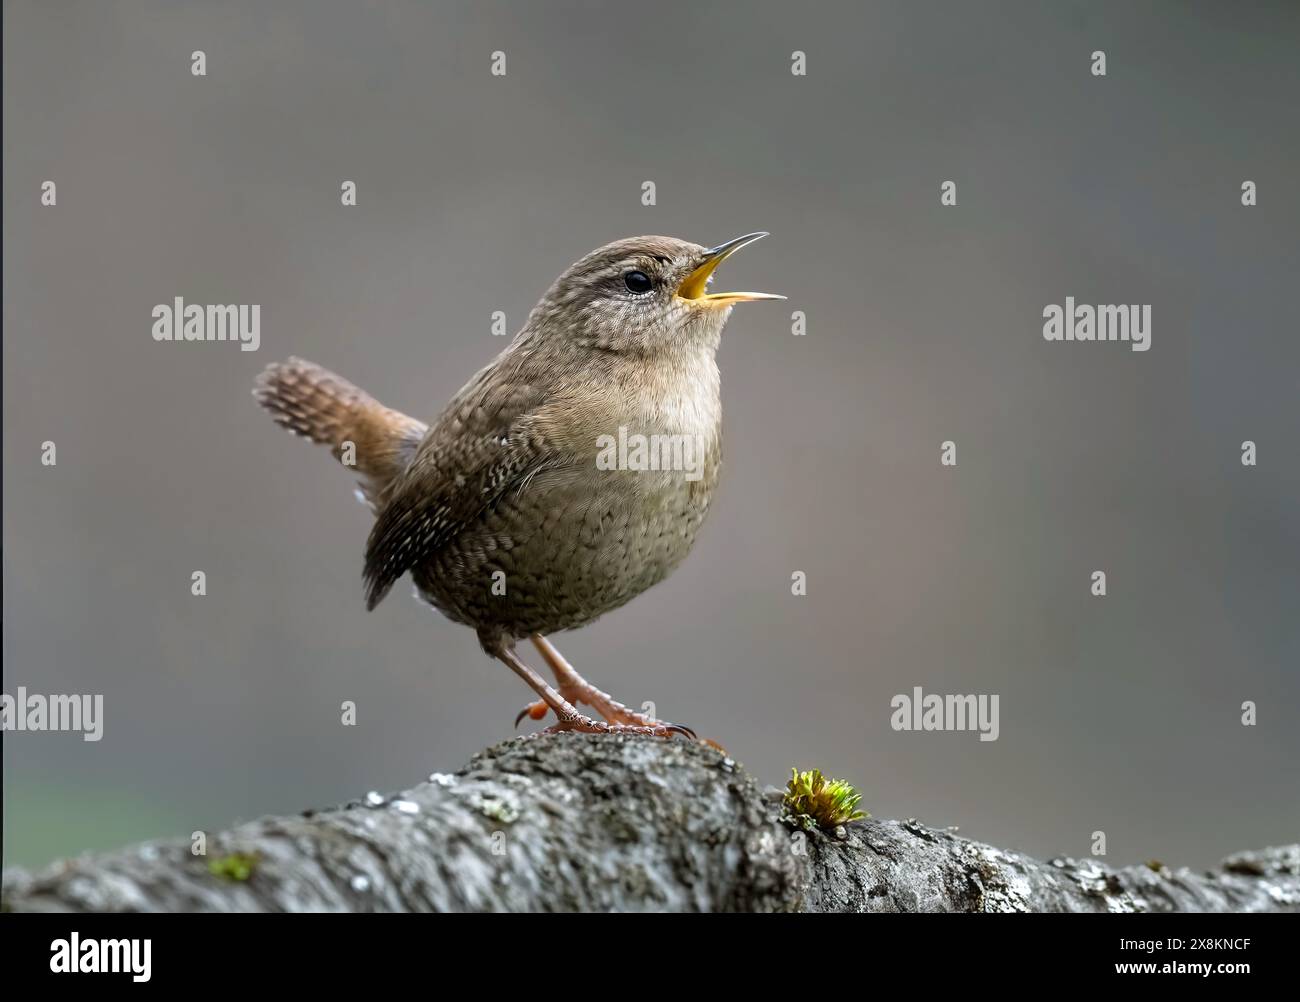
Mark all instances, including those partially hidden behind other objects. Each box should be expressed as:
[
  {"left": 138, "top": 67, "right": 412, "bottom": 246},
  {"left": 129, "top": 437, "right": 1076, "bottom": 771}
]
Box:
[
  {"left": 514, "top": 699, "right": 551, "bottom": 728},
  {"left": 540, "top": 714, "right": 693, "bottom": 739}
]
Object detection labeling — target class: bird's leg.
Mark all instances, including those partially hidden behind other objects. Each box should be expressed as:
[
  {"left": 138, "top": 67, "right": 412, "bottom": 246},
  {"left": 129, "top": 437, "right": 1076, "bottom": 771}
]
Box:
[
  {"left": 530, "top": 635, "right": 671, "bottom": 729},
  {"left": 495, "top": 643, "right": 686, "bottom": 738},
  {"left": 510, "top": 635, "right": 695, "bottom": 738},
  {"left": 512, "top": 639, "right": 588, "bottom": 724}
]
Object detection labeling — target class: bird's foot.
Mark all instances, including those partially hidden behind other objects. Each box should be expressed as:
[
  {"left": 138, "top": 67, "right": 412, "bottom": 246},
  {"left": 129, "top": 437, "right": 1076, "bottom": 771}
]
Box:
[
  {"left": 512, "top": 635, "right": 698, "bottom": 738},
  {"left": 515, "top": 697, "right": 695, "bottom": 739},
  {"left": 595, "top": 698, "right": 690, "bottom": 734},
  {"left": 539, "top": 713, "right": 693, "bottom": 739},
  {"left": 513, "top": 679, "right": 587, "bottom": 727}
]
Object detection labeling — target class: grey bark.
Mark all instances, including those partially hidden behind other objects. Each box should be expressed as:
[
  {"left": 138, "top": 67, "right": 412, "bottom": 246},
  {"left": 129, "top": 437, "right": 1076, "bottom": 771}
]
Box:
[{"left": 4, "top": 734, "right": 1297, "bottom": 913}]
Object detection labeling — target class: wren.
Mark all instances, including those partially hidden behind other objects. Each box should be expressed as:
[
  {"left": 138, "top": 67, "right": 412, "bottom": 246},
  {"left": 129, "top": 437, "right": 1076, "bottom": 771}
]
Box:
[{"left": 255, "top": 233, "right": 782, "bottom": 737}]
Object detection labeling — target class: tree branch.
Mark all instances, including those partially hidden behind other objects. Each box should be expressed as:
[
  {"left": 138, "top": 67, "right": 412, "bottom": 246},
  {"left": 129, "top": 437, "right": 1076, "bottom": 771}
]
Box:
[{"left": 4, "top": 734, "right": 1297, "bottom": 912}]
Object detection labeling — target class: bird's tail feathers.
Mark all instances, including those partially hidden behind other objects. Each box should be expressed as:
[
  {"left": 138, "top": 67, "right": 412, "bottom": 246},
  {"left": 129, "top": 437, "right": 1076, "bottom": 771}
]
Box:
[{"left": 254, "top": 357, "right": 426, "bottom": 497}]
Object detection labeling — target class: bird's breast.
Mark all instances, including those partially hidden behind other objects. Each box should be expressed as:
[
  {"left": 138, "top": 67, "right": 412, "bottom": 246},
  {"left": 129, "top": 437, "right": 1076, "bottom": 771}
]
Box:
[{"left": 602, "top": 365, "right": 722, "bottom": 498}]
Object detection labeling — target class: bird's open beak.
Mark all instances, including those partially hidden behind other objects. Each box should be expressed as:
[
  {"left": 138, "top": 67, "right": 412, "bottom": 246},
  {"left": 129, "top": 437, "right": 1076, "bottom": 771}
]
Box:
[{"left": 675, "top": 231, "right": 786, "bottom": 307}]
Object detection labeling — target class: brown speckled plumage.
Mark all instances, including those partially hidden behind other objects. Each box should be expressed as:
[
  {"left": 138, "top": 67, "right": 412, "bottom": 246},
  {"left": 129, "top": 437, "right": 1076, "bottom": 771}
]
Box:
[{"left": 255, "top": 233, "right": 779, "bottom": 737}]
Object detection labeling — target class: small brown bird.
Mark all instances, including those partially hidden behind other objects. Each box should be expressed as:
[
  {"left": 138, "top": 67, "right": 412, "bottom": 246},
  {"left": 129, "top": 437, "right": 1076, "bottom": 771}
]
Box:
[{"left": 255, "top": 232, "right": 781, "bottom": 737}]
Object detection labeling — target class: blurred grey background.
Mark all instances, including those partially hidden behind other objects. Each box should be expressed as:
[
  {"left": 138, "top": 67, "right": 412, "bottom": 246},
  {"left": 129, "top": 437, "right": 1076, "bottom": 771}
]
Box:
[{"left": 4, "top": 0, "right": 1297, "bottom": 875}]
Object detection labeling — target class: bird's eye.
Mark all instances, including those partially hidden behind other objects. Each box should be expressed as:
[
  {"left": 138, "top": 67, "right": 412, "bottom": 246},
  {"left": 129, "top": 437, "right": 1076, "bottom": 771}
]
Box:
[{"left": 623, "top": 270, "right": 653, "bottom": 294}]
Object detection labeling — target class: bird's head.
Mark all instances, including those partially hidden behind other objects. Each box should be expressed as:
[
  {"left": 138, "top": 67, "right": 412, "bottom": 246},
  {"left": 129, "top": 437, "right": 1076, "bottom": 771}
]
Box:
[{"left": 527, "top": 233, "right": 784, "bottom": 355}]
